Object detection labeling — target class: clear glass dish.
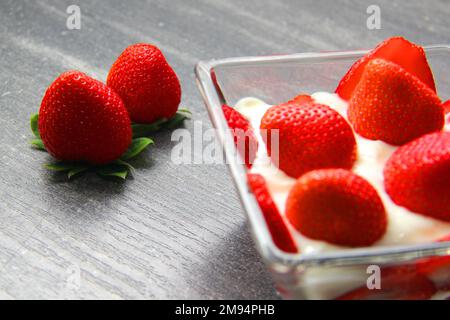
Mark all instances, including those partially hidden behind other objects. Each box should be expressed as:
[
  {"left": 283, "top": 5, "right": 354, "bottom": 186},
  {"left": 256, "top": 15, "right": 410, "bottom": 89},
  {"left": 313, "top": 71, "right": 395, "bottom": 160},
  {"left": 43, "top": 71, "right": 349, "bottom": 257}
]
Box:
[{"left": 195, "top": 46, "right": 450, "bottom": 300}]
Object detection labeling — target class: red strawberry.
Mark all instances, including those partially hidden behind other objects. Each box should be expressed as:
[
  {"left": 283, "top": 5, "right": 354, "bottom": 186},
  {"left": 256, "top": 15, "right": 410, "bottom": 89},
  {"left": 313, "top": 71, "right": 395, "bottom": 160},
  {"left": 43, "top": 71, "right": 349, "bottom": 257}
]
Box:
[
  {"left": 418, "top": 256, "right": 450, "bottom": 291},
  {"left": 107, "top": 43, "right": 181, "bottom": 123},
  {"left": 247, "top": 173, "right": 298, "bottom": 253},
  {"left": 287, "top": 94, "right": 312, "bottom": 105},
  {"left": 384, "top": 131, "right": 450, "bottom": 221},
  {"left": 336, "top": 36, "right": 436, "bottom": 100},
  {"left": 286, "top": 169, "right": 387, "bottom": 247},
  {"left": 348, "top": 59, "right": 444, "bottom": 145},
  {"left": 260, "top": 102, "right": 356, "bottom": 178},
  {"left": 444, "top": 100, "right": 450, "bottom": 114},
  {"left": 222, "top": 105, "right": 258, "bottom": 168},
  {"left": 39, "top": 71, "right": 132, "bottom": 164},
  {"left": 444, "top": 100, "right": 450, "bottom": 126},
  {"left": 337, "top": 272, "right": 436, "bottom": 300}
]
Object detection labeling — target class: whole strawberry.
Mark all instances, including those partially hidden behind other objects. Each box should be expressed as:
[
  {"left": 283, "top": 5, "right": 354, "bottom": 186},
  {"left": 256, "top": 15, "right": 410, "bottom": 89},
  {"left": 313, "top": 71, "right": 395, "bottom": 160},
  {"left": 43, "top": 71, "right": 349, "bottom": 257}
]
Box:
[
  {"left": 384, "top": 131, "right": 450, "bottom": 221},
  {"left": 39, "top": 71, "right": 132, "bottom": 164},
  {"left": 286, "top": 169, "right": 387, "bottom": 247},
  {"left": 107, "top": 43, "right": 181, "bottom": 123},
  {"left": 247, "top": 173, "right": 297, "bottom": 253},
  {"left": 260, "top": 102, "right": 356, "bottom": 178},
  {"left": 348, "top": 58, "right": 444, "bottom": 145},
  {"left": 222, "top": 105, "right": 258, "bottom": 168}
]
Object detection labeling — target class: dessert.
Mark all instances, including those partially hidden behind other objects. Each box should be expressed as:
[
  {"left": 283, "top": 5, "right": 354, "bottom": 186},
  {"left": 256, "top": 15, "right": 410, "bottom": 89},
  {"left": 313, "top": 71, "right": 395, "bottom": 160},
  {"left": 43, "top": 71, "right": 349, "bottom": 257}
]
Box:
[
  {"left": 236, "top": 93, "right": 450, "bottom": 253},
  {"left": 222, "top": 36, "right": 450, "bottom": 299}
]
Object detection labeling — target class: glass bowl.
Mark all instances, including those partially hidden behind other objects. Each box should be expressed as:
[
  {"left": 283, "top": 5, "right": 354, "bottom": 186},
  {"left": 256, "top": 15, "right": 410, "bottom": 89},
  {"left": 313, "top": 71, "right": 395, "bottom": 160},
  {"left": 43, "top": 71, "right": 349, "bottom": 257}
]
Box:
[{"left": 195, "top": 45, "right": 450, "bottom": 300}]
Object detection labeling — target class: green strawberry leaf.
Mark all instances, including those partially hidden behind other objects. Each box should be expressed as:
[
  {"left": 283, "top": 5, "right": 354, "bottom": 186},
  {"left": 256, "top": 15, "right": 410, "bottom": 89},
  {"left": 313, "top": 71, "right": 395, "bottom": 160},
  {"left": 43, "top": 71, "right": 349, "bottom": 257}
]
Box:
[
  {"left": 121, "top": 137, "right": 154, "bottom": 160},
  {"left": 132, "top": 118, "right": 167, "bottom": 138},
  {"left": 30, "top": 138, "right": 46, "bottom": 151},
  {"left": 97, "top": 164, "right": 129, "bottom": 180},
  {"left": 67, "top": 166, "right": 90, "bottom": 179},
  {"left": 114, "top": 159, "right": 136, "bottom": 176},
  {"left": 30, "top": 113, "right": 40, "bottom": 138},
  {"left": 45, "top": 162, "right": 79, "bottom": 172},
  {"left": 132, "top": 108, "right": 192, "bottom": 138},
  {"left": 165, "top": 109, "right": 192, "bottom": 129}
]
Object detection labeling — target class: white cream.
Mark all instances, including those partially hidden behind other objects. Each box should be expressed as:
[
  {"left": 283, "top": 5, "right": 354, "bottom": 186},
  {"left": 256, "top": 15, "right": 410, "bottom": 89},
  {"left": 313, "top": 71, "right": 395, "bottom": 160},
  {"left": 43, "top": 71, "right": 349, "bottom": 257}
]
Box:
[{"left": 235, "top": 93, "right": 450, "bottom": 255}]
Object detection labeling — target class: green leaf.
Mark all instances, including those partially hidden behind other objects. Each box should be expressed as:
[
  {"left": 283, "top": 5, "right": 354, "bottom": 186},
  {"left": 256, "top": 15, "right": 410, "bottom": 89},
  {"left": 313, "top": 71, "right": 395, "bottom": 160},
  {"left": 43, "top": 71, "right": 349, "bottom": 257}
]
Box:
[
  {"left": 67, "top": 166, "right": 89, "bottom": 179},
  {"left": 131, "top": 109, "right": 191, "bottom": 138},
  {"left": 30, "top": 138, "right": 46, "bottom": 151},
  {"left": 97, "top": 164, "right": 129, "bottom": 180},
  {"left": 178, "top": 108, "right": 192, "bottom": 115},
  {"left": 165, "top": 109, "right": 192, "bottom": 129},
  {"left": 45, "top": 162, "right": 78, "bottom": 172},
  {"left": 30, "top": 113, "right": 40, "bottom": 138},
  {"left": 114, "top": 159, "right": 135, "bottom": 175},
  {"left": 121, "top": 137, "right": 154, "bottom": 160}
]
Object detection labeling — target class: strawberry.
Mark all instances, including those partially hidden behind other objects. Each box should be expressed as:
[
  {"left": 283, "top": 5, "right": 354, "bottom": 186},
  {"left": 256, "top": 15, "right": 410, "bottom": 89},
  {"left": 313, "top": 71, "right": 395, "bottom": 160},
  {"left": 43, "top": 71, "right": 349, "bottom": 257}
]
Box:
[
  {"left": 336, "top": 36, "right": 436, "bottom": 100},
  {"left": 444, "top": 100, "right": 450, "bottom": 127},
  {"left": 337, "top": 272, "right": 436, "bottom": 300},
  {"left": 384, "top": 131, "right": 450, "bottom": 221},
  {"left": 444, "top": 100, "right": 450, "bottom": 114},
  {"left": 222, "top": 105, "right": 258, "bottom": 168},
  {"left": 285, "top": 169, "right": 387, "bottom": 247},
  {"left": 247, "top": 173, "right": 298, "bottom": 253},
  {"left": 260, "top": 102, "right": 356, "bottom": 178},
  {"left": 348, "top": 59, "right": 444, "bottom": 145},
  {"left": 39, "top": 71, "right": 132, "bottom": 165},
  {"left": 107, "top": 43, "right": 181, "bottom": 123},
  {"left": 287, "top": 94, "right": 312, "bottom": 105}
]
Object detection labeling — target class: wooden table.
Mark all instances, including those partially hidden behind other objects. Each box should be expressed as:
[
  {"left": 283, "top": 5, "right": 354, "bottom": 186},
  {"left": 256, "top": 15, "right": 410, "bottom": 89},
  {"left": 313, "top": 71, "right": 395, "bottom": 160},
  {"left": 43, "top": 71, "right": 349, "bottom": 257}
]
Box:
[{"left": 0, "top": 0, "right": 448, "bottom": 299}]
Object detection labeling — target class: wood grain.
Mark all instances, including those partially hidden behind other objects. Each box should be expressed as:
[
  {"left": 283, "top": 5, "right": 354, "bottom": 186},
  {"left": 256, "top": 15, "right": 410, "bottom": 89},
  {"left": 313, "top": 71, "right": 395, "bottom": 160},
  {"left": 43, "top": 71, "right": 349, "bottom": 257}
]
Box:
[{"left": 0, "top": 0, "right": 448, "bottom": 299}]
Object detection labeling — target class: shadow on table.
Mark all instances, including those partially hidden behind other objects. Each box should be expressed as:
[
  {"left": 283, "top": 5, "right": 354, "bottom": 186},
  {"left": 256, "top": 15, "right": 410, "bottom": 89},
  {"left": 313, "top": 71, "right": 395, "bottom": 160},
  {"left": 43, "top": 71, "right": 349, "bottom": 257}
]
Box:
[{"left": 190, "top": 222, "right": 280, "bottom": 299}]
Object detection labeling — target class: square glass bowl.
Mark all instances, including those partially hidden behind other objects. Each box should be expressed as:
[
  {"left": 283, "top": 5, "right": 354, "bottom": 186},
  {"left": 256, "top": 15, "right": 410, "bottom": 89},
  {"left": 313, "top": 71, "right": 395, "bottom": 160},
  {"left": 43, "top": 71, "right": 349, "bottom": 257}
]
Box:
[{"left": 195, "top": 46, "right": 450, "bottom": 299}]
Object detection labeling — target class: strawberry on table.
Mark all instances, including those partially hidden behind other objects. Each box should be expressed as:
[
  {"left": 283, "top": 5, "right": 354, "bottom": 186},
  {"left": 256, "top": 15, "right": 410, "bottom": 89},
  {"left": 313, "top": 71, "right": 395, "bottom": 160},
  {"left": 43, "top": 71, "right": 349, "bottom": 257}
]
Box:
[
  {"left": 348, "top": 58, "right": 444, "bottom": 145},
  {"left": 247, "top": 173, "right": 298, "bottom": 253},
  {"left": 107, "top": 43, "right": 181, "bottom": 124},
  {"left": 222, "top": 105, "right": 258, "bottom": 168},
  {"left": 384, "top": 131, "right": 450, "bottom": 221},
  {"left": 336, "top": 36, "right": 436, "bottom": 100},
  {"left": 260, "top": 102, "right": 356, "bottom": 178},
  {"left": 286, "top": 169, "right": 387, "bottom": 247},
  {"left": 39, "top": 71, "right": 132, "bottom": 165}
]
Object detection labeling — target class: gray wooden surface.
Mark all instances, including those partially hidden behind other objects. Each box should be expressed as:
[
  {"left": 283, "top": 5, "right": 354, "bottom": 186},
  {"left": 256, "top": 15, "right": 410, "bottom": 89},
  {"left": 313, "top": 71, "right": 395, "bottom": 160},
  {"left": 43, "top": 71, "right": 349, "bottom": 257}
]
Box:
[{"left": 0, "top": 0, "right": 448, "bottom": 299}]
